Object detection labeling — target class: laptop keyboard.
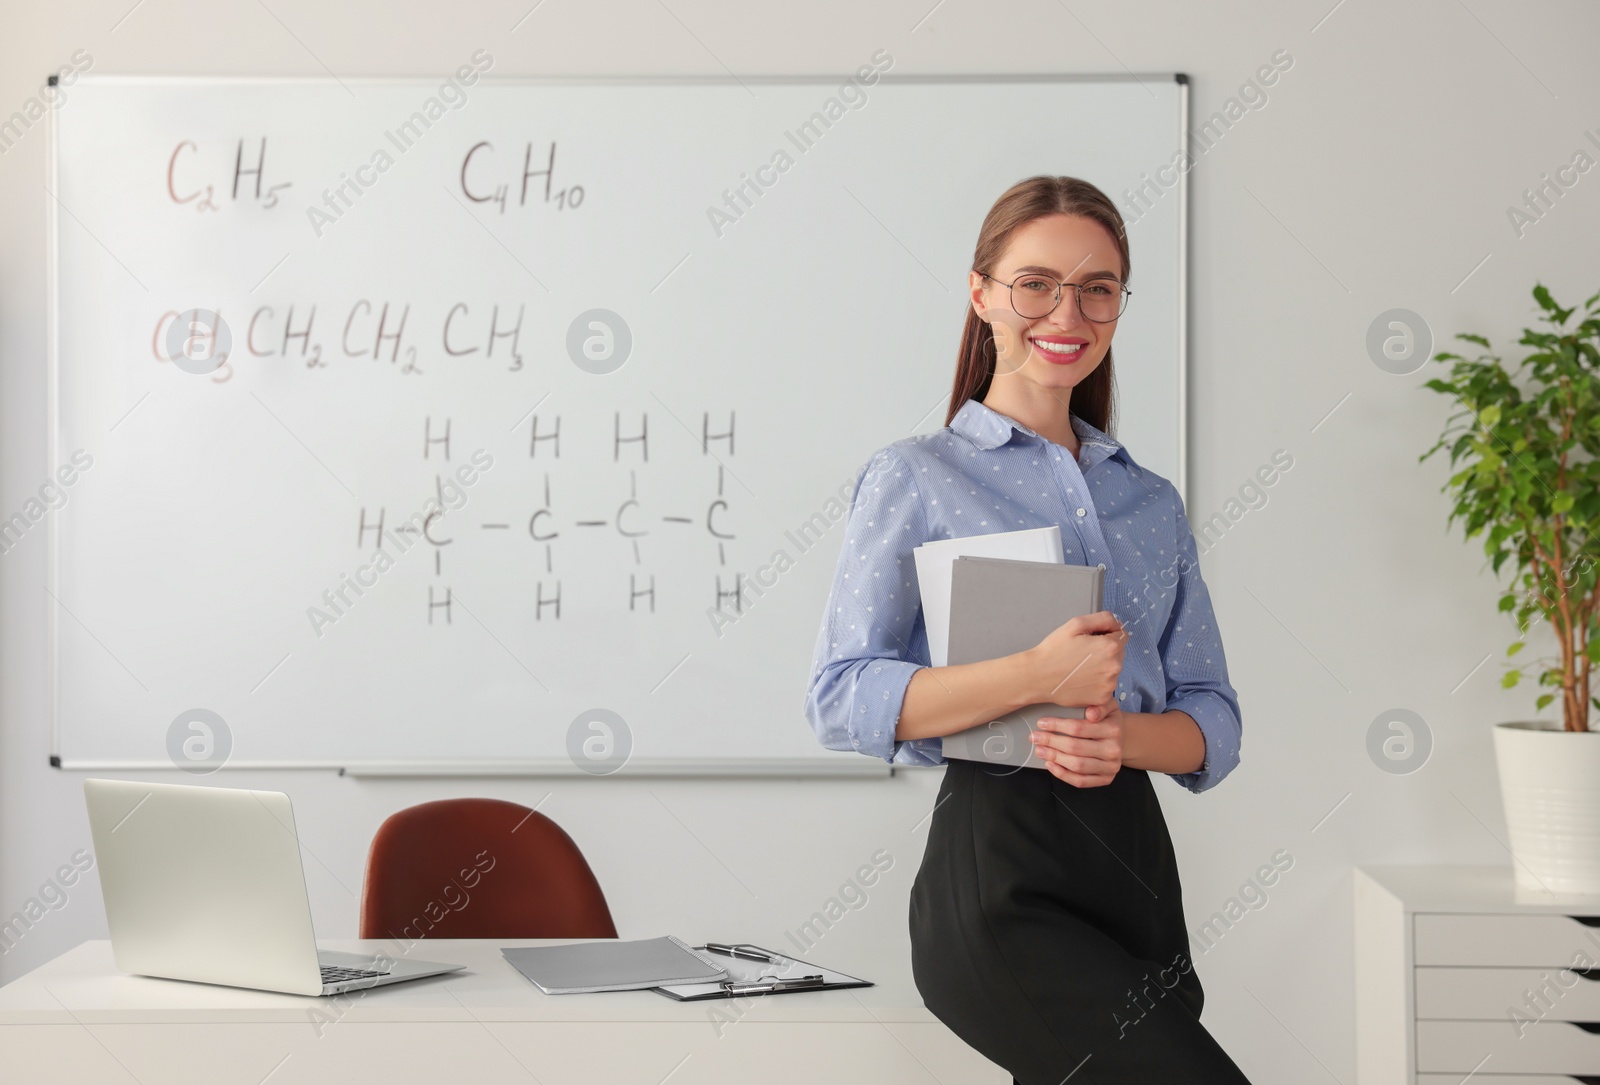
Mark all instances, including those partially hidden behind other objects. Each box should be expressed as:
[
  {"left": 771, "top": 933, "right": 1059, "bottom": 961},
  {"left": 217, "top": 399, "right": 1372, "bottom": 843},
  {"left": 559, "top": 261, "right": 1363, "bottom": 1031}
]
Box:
[{"left": 321, "top": 965, "right": 391, "bottom": 984}]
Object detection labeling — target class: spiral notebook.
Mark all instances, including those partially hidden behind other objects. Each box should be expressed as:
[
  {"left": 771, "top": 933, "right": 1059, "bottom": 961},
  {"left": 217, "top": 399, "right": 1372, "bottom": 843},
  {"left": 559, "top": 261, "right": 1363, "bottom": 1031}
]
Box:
[{"left": 939, "top": 555, "right": 1105, "bottom": 769}]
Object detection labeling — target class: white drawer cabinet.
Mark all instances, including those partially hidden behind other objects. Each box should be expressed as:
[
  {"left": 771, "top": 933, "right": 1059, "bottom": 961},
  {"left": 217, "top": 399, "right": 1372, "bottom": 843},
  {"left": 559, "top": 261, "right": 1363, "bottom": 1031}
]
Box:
[
  {"left": 1356, "top": 865, "right": 1600, "bottom": 1085},
  {"left": 1416, "top": 967, "right": 1600, "bottom": 1019},
  {"left": 1417, "top": 1018, "right": 1600, "bottom": 1076},
  {"left": 1415, "top": 914, "right": 1600, "bottom": 967}
]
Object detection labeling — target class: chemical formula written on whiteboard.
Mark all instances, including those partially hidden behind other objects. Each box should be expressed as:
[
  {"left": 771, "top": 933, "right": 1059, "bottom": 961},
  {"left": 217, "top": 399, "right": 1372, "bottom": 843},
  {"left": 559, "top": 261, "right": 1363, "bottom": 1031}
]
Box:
[
  {"left": 151, "top": 301, "right": 539, "bottom": 378},
  {"left": 357, "top": 414, "right": 748, "bottom": 626},
  {"left": 167, "top": 138, "right": 294, "bottom": 213},
  {"left": 461, "top": 141, "right": 585, "bottom": 214},
  {"left": 163, "top": 137, "right": 584, "bottom": 219}
]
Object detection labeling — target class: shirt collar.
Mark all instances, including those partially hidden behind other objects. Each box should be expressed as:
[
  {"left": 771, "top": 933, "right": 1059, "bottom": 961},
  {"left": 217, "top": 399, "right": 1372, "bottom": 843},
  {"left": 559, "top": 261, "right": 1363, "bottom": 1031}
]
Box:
[{"left": 948, "top": 398, "right": 1130, "bottom": 473}]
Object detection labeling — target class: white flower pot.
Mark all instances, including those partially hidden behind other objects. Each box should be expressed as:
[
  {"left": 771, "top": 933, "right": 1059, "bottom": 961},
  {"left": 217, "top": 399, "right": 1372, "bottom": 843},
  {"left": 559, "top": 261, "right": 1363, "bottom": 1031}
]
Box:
[{"left": 1492, "top": 721, "right": 1600, "bottom": 895}]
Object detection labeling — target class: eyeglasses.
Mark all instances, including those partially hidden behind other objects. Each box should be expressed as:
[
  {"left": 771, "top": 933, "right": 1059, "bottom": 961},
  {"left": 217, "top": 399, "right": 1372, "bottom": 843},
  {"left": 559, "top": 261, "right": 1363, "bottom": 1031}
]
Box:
[{"left": 977, "top": 270, "right": 1131, "bottom": 323}]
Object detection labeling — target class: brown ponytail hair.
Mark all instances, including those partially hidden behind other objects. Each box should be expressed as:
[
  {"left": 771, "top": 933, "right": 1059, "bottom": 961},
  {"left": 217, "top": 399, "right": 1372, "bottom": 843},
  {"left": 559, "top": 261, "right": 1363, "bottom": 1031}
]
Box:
[{"left": 945, "top": 176, "right": 1130, "bottom": 435}]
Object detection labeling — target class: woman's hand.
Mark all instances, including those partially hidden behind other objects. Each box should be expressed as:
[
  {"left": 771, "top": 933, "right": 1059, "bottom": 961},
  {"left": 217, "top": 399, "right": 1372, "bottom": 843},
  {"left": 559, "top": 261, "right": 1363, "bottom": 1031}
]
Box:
[
  {"left": 1024, "top": 610, "right": 1126, "bottom": 708},
  {"left": 1030, "top": 699, "right": 1123, "bottom": 787}
]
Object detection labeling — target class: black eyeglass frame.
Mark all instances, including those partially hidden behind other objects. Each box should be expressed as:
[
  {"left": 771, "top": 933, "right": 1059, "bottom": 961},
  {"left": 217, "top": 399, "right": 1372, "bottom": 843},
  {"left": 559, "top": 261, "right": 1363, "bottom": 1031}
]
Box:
[{"left": 976, "top": 270, "right": 1132, "bottom": 323}]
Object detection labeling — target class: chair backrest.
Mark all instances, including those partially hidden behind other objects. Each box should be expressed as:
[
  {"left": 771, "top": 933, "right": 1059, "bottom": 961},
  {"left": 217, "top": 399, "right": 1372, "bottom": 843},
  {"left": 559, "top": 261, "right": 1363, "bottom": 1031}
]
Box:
[{"left": 359, "top": 797, "right": 618, "bottom": 941}]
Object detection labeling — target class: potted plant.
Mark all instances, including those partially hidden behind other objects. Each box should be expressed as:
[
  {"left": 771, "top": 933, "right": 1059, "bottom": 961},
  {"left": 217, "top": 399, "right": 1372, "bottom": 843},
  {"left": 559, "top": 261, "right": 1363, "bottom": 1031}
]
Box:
[{"left": 1420, "top": 284, "right": 1600, "bottom": 895}]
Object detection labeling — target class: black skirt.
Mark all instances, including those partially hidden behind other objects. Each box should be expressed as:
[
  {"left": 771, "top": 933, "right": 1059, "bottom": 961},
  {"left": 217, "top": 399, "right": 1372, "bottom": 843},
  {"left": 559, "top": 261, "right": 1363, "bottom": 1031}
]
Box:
[{"left": 909, "top": 758, "right": 1254, "bottom": 1085}]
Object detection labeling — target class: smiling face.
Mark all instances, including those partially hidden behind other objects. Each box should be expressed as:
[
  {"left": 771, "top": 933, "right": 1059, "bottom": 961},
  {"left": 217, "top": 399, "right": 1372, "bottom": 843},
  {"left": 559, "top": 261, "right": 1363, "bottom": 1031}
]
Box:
[{"left": 969, "top": 212, "right": 1124, "bottom": 397}]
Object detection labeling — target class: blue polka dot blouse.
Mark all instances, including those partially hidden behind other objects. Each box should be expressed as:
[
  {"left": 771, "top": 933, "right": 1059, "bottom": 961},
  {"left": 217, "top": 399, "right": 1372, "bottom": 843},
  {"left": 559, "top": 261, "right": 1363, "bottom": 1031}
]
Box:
[{"left": 802, "top": 397, "right": 1242, "bottom": 793}]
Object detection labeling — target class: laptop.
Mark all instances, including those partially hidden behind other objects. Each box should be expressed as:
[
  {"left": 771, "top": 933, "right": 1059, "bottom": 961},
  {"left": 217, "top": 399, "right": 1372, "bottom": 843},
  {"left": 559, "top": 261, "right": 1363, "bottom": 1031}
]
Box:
[{"left": 84, "top": 778, "right": 464, "bottom": 996}]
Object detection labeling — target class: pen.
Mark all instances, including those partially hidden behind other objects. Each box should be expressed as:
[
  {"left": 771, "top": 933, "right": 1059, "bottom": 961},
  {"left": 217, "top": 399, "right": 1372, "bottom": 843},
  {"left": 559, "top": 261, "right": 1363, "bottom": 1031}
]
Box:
[{"left": 703, "top": 943, "right": 788, "bottom": 964}]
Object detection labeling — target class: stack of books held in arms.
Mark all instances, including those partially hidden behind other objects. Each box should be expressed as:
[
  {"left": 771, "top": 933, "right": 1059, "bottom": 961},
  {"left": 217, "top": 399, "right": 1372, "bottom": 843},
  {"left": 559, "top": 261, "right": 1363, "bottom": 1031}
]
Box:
[{"left": 912, "top": 526, "right": 1105, "bottom": 770}]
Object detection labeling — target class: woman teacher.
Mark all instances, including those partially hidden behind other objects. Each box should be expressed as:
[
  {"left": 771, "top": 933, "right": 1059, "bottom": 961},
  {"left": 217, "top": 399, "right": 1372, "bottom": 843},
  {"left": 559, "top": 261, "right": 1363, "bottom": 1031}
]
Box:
[{"left": 803, "top": 175, "right": 1252, "bottom": 1083}]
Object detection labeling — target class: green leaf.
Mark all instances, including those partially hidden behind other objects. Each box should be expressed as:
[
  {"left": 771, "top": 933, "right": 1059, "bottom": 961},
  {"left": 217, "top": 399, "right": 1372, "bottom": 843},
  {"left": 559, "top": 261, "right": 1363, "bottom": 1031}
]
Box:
[
  {"left": 1553, "top": 493, "right": 1575, "bottom": 514},
  {"left": 1508, "top": 640, "right": 1526, "bottom": 656},
  {"left": 1532, "top": 284, "right": 1575, "bottom": 323},
  {"left": 1502, "top": 669, "right": 1521, "bottom": 688},
  {"left": 1537, "top": 694, "right": 1555, "bottom": 711},
  {"left": 1480, "top": 404, "right": 1502, "bottom": 428}
]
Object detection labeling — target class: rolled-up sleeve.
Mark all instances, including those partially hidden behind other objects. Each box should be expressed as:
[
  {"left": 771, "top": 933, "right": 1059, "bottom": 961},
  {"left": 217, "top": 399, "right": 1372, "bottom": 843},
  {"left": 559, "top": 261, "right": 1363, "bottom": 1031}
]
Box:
[
  {"left": 802, "top": 447, "right": 942, "bottom": 766},
  {"left": 1158, "top": 491, "right": 1242, "bottom": 794}
]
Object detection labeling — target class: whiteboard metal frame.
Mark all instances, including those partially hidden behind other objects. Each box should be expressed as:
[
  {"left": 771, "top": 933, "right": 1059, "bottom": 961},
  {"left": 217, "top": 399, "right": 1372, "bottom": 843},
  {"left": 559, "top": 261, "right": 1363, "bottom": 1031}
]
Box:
[
  {"left": 46, "top": 71, "right": 1190, "bottom": 776},
  {"left": 45, "top": 758, "right": 895, "bottom": 777},
  {"left": 1177, "top": 74, "right": 1191, "bottom": 507},
  {"left": 46, "top": 78, "right": 64, "bottom": 768},
  {"left": 60, "top": 72, "right": 1187, "bottom": 87}
]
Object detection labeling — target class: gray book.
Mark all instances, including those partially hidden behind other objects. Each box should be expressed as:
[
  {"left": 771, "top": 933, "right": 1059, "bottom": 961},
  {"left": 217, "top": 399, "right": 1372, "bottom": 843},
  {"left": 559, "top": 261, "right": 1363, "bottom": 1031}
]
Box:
[
  {"left": 941, "top": 555, "right": 1105, "bottom": 769},
  {"left": 501, "top": 935, "right": 728, "bottom": 994}
]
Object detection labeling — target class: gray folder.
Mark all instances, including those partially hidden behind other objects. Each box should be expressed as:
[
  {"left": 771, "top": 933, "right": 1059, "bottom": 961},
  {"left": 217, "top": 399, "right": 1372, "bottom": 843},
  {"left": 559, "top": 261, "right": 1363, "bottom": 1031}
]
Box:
[
  {"left": 940, "top": 555, "right": 1105, "bottom": 769},
  {"left": 501, "top": 935, "right": 728, "bottom": 994}
]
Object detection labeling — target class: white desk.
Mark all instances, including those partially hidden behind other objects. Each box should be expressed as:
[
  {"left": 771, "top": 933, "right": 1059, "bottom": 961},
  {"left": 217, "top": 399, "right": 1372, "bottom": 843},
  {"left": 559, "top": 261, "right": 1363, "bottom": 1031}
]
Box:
[{"left": 0, "top": 938, "right": 1006, "bottom": 1084}]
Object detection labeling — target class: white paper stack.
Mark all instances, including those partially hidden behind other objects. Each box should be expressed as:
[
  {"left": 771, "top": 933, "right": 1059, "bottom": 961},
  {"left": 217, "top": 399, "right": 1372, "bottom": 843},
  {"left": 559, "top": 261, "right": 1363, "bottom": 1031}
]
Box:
[{"left": 911, "top": 526, "right": 1064, "bottom": 666}]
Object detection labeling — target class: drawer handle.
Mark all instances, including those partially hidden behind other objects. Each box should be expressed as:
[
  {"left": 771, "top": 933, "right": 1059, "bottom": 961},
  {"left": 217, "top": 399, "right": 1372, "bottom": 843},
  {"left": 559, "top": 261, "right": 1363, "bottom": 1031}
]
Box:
[
  {"left": 1572, "top": 916, "right": 1600, "bottom": 928},
  {"left": 1570, "top": 1022, "right": 1600, "bottom": 1034},
  {"left": 1565, "top": 1077, "right": 1600, "bottom": 1084},
  {"left": 1576, "top": 968, "right": 1600, "bottom": 982}
]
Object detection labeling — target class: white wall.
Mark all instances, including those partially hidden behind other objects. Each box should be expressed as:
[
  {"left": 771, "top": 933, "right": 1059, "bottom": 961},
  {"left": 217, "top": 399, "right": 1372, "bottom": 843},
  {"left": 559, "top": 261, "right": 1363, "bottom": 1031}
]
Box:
[{"left": 3, "top": 2, "right": 1597, "bottom": 1081}]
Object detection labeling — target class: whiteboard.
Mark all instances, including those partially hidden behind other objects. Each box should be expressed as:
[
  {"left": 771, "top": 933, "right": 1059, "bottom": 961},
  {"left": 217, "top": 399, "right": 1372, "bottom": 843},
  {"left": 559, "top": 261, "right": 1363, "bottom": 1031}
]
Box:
[{"left": 48, "top": 73, "right": 1188, "bottom": 773}]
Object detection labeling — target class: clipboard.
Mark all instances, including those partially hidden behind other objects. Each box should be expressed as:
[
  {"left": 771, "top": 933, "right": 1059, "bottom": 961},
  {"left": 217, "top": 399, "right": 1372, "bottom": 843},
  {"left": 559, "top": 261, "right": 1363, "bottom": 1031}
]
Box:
[{"left": 649, "top": 943, "right": 873, "bottom": 1001}]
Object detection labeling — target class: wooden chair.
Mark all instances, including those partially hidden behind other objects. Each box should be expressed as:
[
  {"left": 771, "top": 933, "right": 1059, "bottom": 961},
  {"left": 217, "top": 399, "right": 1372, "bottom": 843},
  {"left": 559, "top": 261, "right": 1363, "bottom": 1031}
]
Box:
[{"left": 359, "top": 797, "right": 617, "bottom": 941}]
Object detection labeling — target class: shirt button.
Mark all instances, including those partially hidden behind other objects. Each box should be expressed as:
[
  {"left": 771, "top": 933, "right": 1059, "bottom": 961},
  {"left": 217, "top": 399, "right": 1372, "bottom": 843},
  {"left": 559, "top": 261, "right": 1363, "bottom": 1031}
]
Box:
[
  {"left": 1118, "top": 691, "right": 1126, "bottom": 700},
  {"left": 1075, "top": 507, "right": 1086, "bottom": 517},
  {"left": 1097, "top": 562, "right": 1106, "bottom": 570}
]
